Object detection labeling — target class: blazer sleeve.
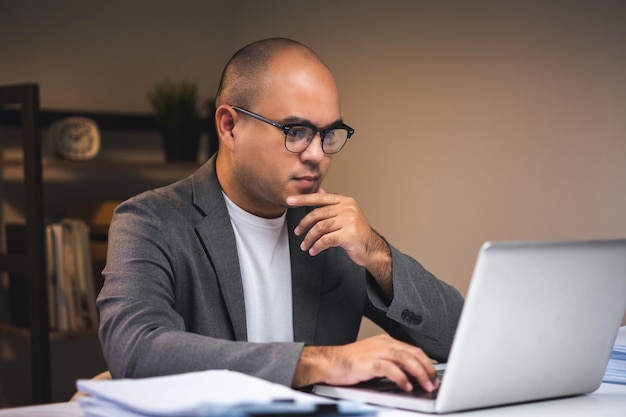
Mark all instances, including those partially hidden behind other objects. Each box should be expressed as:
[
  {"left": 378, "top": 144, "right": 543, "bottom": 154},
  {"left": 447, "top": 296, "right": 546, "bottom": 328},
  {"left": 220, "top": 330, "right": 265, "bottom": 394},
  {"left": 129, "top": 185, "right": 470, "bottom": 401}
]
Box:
[{"left": 364, "top": 244, "right": 464, "bottom": 362}]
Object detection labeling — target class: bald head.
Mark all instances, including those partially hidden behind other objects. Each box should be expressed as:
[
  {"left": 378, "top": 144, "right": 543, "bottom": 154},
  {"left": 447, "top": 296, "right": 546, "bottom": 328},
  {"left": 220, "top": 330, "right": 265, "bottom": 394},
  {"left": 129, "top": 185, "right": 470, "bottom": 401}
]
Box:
[{"left": 215, "top": 38, "right": 329, "bottom": 109}]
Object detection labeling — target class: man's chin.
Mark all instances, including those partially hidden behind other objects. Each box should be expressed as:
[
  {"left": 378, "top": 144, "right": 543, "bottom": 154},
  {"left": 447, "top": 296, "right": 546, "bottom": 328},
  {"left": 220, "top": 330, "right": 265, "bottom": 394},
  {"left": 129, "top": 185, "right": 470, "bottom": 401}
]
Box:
[{"left": 290, "top": 182, "right": 320, "bottom": 195}]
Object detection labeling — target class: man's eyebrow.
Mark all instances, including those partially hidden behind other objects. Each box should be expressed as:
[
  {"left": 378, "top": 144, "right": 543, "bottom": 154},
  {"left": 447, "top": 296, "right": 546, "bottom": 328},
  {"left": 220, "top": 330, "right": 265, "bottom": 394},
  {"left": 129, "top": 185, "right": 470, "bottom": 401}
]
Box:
[{"left": 280, "top": 115, "right": 344, "bottom": 129}]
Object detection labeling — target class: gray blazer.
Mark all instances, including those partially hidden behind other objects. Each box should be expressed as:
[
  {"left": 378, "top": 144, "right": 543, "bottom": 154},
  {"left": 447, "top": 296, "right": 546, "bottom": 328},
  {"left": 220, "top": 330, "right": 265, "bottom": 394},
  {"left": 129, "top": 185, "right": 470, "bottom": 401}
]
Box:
[{"left": 98, "top": 156, "right": 464, "bottom": 386}]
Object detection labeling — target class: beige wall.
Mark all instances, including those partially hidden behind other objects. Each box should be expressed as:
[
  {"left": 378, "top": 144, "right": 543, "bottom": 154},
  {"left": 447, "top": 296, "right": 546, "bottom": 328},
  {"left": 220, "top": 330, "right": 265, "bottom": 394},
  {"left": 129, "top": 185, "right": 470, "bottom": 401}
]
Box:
[{"left": 2, "top": 1, "right": 625, "bottom": 324}]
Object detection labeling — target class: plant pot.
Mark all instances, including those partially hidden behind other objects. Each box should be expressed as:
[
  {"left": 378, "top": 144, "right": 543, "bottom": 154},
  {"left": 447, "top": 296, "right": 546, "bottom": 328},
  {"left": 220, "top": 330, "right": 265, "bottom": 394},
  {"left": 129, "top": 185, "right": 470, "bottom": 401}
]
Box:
[{"left": 160, "top": 125, "right": 201, "bottom": 162}]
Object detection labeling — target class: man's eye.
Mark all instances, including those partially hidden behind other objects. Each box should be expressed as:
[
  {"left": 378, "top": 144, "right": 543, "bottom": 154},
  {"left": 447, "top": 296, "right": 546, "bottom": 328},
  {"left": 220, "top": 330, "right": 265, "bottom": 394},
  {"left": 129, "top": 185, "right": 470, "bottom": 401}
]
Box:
[
  {"left": 288, "top": 127, "right": 312, "bottom": 140},
  {"left": 324, "top": 130, "right": 337, "bottom": 144}
]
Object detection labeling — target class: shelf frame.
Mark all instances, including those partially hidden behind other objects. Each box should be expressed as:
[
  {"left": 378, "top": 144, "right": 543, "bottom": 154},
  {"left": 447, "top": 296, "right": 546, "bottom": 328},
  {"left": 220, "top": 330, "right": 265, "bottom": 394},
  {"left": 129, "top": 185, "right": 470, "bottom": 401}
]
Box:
[
  {"left": 0, "top": 83, "right": 51, "bottom": 404},
  {"left": 0, "top": 107, "right": 158, "bottom": 131}
]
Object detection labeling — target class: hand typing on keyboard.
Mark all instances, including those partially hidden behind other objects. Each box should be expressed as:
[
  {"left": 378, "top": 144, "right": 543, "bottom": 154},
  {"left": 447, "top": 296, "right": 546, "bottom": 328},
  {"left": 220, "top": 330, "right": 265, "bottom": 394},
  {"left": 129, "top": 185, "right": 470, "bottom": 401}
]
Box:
[{"left": 292, "top": 334, "right": 441, "bottom": 393}]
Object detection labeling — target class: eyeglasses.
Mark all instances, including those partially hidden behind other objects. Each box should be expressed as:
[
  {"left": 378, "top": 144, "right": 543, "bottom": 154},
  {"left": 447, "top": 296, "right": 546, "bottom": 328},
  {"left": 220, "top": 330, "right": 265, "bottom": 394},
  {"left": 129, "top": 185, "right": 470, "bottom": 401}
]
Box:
[{"left": 232, "top": 106, "right": 354, "bottom": 154}]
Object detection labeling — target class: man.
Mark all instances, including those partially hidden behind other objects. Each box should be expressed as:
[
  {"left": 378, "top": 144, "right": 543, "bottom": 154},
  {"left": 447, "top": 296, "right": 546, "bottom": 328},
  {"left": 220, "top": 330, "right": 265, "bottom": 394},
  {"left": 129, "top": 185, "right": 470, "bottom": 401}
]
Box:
[{"left": 98, "top": 38, "right": 463, "bottom": 394}]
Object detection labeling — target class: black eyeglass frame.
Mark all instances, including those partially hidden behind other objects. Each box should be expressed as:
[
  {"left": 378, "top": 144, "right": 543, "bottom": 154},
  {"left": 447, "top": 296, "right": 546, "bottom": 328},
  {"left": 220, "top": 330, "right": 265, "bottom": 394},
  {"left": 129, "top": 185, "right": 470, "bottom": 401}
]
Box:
[{"left": 232, "top": 106, "right": 355, "bottom": 154}]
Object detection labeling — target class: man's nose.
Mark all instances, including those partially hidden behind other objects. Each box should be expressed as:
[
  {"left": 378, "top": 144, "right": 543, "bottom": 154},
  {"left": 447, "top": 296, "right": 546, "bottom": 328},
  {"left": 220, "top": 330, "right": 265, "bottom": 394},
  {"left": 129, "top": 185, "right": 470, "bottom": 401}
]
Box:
[{"left": 300, "top": 133, "right": 326, "bottom": 162}]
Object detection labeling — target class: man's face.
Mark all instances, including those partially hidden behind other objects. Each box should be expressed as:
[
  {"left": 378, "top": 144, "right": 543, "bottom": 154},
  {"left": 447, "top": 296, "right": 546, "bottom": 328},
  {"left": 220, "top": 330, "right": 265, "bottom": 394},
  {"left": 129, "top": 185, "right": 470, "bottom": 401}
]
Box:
[{"left": 230, "top": 51, "right": 342, "bottom": 218}]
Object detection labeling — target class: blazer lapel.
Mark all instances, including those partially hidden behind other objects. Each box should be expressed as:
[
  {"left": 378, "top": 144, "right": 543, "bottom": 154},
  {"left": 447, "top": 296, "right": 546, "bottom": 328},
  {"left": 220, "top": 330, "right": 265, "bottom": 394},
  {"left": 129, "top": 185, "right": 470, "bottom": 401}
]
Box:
[
  {"left": 192, "top": 159, "right": 248, "bottom": 341},
  {"left": 288, "top": 208, "right": 323, "bottom": 344}
]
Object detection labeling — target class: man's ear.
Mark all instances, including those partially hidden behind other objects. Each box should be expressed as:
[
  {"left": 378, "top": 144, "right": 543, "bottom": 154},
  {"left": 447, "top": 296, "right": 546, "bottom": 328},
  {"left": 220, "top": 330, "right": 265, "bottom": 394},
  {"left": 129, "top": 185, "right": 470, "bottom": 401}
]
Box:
[{"left": 215, "top": 105, "right": 237, "bottom": 151}]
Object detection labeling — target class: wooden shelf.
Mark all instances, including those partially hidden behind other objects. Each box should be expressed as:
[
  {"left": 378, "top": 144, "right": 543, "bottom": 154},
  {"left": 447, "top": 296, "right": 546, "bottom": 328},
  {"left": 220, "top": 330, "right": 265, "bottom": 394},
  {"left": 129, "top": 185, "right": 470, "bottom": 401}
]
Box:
[
  {"left": 0, "top": 83, "right": 50, "bottom": 404},
  {"left": 0, "top": 108, "right": 215, "bottom": 132},
  {"left": 0, "top": 158, "right": 201, "bottom": 169},
  {"left": 0, "top": 108, "right": 157, "bottom": 131}
]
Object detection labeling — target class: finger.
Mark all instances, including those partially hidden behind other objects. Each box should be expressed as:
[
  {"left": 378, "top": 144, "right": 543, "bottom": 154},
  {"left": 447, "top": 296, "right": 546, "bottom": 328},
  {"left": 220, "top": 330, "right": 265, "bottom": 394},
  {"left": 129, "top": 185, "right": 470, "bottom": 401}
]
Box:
[
  {"left": 372, "top": 361, "right": 413, "bottom": 392},
  {"left": 377, "top": 338, "right": 438, "bottom": 392},
  {"left": 305, "top": 227, "right": 342, "bottom": 256},
  {"left": 397, "top": 350, "right": 439, "bottom": 392},
  {"left": 403, "top": 362, "right": 438, "bottom": 392},
  {"left": 295, "top": 205, "right": 338, "bottom": 237},
  {"left": 286, "top": 192, "right": 339, "bottom": 208},
  {"left": 300, "top": 214, "right": 342, "bottom": 253}
]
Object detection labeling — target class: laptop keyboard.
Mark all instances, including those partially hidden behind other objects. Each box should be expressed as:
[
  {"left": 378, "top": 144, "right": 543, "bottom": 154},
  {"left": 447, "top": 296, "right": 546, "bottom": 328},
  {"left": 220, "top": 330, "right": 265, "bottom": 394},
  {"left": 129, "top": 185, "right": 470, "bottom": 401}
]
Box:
[
  {"left": 376, "top": 383, "right": 439, "bottom": 399},
  {"left": 355, "top": 369, "right": 444, "bottom": 400}
]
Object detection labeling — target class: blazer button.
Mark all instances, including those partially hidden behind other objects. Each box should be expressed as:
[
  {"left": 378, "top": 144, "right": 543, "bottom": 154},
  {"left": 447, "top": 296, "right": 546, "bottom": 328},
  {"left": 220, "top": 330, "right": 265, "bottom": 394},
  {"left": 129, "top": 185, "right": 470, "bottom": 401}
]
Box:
[{"left": 401, "top": 309, "right": 423, "bottom": 325}]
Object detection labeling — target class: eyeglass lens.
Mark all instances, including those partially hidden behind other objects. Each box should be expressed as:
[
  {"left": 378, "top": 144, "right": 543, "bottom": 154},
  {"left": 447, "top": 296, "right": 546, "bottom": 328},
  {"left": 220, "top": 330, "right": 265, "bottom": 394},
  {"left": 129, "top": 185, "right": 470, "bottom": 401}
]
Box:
[{"left": 286, "top": 126, "right": 349, "bottom": 154}]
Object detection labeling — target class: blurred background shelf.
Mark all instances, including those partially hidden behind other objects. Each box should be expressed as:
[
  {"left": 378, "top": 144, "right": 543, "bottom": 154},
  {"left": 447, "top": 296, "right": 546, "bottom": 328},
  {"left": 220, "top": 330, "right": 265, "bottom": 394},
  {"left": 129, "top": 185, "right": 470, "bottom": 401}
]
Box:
[{"left": 0, "top": 83, "right": 212, "bottom": 407}]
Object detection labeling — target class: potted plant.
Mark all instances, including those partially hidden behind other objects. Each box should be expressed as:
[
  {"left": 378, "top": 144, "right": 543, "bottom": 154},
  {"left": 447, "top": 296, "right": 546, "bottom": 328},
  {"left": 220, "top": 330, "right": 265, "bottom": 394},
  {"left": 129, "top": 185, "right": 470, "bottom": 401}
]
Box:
[{"left": 148, "top": 80, "right": 202, "bottom": 162}]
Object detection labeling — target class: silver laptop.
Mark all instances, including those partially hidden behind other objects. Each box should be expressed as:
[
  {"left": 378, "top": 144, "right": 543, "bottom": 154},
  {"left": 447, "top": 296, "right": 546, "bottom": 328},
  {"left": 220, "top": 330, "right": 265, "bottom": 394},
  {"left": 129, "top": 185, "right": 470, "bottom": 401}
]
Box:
[{"left": 313, "top": 239, "right": 626, "bottom": 413}]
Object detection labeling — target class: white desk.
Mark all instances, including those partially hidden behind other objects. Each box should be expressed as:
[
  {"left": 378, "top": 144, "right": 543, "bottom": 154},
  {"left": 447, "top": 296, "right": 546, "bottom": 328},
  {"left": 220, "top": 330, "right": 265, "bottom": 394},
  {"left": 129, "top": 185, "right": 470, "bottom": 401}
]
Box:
[{"left": 1, "top": 383, "right": 625, "bottom": 416}]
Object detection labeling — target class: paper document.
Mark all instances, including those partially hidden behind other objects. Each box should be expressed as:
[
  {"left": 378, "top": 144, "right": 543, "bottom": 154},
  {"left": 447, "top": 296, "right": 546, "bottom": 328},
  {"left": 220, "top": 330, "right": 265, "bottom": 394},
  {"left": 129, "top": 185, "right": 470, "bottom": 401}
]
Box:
[
  {"left": 603, "top": 326, "right": 626, "bottom": 385},
  {"left": 77, "top": 369, "right": 377, "bottom": 417}
]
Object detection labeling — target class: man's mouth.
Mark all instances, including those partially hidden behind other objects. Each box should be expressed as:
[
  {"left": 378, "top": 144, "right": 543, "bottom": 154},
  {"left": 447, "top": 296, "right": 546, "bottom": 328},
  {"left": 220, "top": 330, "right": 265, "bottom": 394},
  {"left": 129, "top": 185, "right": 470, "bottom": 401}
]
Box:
[{"left": 292, "top": 175, "right": 319, "bottom": 189}]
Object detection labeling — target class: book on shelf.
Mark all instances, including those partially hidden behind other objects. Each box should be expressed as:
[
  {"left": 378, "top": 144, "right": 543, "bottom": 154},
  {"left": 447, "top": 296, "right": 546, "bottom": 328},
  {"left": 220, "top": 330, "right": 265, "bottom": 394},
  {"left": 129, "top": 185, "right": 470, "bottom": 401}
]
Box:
[{"left": 6, "top": 220, "right": 98, "bottom": 332}]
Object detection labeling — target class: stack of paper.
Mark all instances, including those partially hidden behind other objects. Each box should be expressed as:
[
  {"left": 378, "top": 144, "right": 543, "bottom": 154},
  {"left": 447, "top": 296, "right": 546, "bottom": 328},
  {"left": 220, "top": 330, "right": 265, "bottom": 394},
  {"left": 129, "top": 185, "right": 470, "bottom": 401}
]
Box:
[
  {"left": 77, "top": 370, "right": 378, "bottom": 417},
  {"left": 604, "top": 326, "right": 626, "bottom": 385}
]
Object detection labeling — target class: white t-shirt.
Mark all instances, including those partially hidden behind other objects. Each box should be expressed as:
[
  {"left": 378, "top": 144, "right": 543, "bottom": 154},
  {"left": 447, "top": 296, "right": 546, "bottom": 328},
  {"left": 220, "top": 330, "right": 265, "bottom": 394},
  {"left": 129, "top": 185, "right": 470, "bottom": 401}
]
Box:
[{"left": 223, "top": 193, "right": 294, "bottom": 342}]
